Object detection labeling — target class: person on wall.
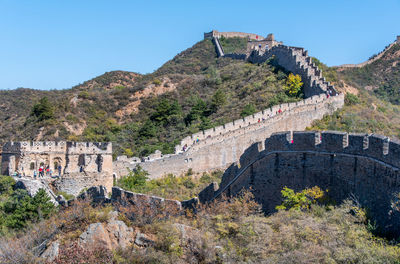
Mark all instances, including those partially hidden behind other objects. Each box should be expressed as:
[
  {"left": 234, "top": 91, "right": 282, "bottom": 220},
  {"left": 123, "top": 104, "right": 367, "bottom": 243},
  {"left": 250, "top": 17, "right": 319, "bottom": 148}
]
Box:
[
  {"left": 39, "top": 166, "right": 44, "bottom": 177},
  {"left": 58, "top": 165, "right": 62, "bottom": 178}
]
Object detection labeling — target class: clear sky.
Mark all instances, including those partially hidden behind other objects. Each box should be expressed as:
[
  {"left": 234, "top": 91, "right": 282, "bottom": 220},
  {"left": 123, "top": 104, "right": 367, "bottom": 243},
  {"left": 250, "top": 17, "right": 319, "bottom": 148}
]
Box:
[{"left": 0, "top": 0, "right": 399, "bottom": 90}]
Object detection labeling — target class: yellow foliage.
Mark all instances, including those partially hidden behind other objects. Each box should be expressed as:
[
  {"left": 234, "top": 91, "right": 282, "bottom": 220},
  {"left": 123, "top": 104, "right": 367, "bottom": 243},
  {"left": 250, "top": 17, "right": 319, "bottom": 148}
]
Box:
[{"left": 285, "top": 73, "right": 303, "bottom": 96}]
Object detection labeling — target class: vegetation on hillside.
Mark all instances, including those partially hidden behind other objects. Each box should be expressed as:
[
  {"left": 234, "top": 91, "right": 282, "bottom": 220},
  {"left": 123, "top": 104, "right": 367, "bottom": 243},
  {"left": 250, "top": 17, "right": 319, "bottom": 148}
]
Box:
[
  {"left": 309, "top": 89, "right": 400, "bottom": 139},
  {"left": 1, "top": 183, "right": 400, "bottom": 263},
  {"left": 219, "top": 36, "right": 248, "bottom": 54},
  {"left": 0, "top": 175, "right": 55, "bottom": 234},
  {"left": 117, "top": 166, "right": 223, "bottom": 200},
  {"left": 0, "top": 40, "right": 302, "bottom": 158},
  {"left": 338, "top": 44, "right": 400, "bottom": 104}
]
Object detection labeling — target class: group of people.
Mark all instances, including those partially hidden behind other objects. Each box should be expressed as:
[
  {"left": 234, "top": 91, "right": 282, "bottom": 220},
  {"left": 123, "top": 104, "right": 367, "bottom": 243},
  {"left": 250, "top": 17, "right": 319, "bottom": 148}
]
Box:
[{"left": 33, "top": 164, "right": 62, "bottom": 179}]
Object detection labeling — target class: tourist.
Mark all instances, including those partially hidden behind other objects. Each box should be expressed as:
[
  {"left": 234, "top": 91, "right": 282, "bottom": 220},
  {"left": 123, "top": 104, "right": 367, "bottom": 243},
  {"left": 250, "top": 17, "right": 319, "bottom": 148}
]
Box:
[
  {"left": 50, "top": 169, "right": 53, "bottom": 178},
  {"left": 33, "top": 170, "right": 37, "bottom": 179},
  {"left": 58, "top": 165, "right": 62, "bottom": 177},
  {"left": 39, "top": 166, "right": 44, "bottom": 177},
  {"left": 46, "top": 165, "right": 50, "bottom": 177}
]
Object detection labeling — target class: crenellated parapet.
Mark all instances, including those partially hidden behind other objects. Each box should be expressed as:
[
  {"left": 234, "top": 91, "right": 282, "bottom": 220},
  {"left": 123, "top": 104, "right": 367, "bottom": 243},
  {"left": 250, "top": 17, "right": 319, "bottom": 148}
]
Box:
[
  {"left": 114, "top": 94, "right": 344, "bottom": 179},
  {"left": 202, "top": 130, "right": 400, "bottom": 237},
  {"left": 247, "top": 44, "right": 337, "bottom": 97},
  {"left": 1, "top": 141, "right": 113, "bottom": 196}
]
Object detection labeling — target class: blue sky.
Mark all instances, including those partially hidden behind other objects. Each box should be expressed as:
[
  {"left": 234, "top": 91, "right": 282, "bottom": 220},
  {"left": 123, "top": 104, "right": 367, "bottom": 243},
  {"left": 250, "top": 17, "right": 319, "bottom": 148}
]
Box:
[{"left": 0, "top": 0, "right": 399, "bottom": 90}]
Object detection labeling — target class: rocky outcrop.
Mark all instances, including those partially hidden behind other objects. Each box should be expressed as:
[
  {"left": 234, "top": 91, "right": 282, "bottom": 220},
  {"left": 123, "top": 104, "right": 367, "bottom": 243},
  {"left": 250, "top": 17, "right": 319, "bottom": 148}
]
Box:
[
  {"left": 134, "top": 232, "right": 155, "bottom": 247},
  {"left": 79, "top": 211, "right": 134, "bottom": 251},
  {"left": 14, "top": 177, "right": 58, "bottom": 204},
  {"left": 41, "top": 240, "right": 60, "bottom": 262}
]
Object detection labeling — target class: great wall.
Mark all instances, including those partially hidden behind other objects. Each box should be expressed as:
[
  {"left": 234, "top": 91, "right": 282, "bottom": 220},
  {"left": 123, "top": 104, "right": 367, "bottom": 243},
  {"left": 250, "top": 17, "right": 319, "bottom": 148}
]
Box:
[
  {"left": 338, "top": 35, "right": 400, "bottom": 68},
  {"left": 113, "top": 30, "right": 343, "bottom": 179},
  {"left": 198, "top": 131, "right": 400, "bottom": 237},
  {"left": 2, "top": 31, "right": 400, "bottom": 237}
]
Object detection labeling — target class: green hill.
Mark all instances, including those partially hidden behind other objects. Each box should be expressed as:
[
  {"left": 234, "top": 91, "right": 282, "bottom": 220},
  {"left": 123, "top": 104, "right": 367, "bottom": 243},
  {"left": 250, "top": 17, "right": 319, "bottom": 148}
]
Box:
[
  {"left": 309, "top": 42, "right": 400, "bottom": 139},
  {"left": 0, "top": 39, "right": 300, "bottom": 157}
]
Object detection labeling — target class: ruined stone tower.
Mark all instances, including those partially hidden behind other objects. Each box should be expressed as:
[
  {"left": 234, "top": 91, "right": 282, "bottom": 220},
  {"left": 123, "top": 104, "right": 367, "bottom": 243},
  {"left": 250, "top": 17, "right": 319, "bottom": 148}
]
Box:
[{"left": 1, "top": 141, "right": 113, "bottom": 195}]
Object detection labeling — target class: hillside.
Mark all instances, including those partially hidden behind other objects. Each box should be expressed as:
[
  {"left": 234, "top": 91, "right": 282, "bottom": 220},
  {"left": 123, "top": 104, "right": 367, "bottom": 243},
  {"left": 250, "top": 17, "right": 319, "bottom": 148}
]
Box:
[
  {"left": 0, "top": 39, "right": 300, "bottom": 157},
  {"left": 309, "top": 42, "right": 400, "bottom": 139},
  {"left": 337, "top": 43, "right": 400, "bottom": 104},
  {"left": 1, "top": 175, "right": 399, "bottom": 263}
]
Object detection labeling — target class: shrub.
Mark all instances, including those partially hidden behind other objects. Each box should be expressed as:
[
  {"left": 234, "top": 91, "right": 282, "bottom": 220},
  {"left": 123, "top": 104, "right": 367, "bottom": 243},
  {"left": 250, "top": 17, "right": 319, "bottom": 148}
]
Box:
[
  {"left": 117, "top": 165, "right": 149, "bottom": 191},
  {"left": 285, "top": 73, "right": 303, "bottom": 96},
  {"left": 240, "top": 103, "right": 256, "bottom": 117},
  {"left": 31, "top": 97, "right": 55, "bottom": 121},
  {"left": 1, "top": 188, "right": 56, "bottom": 230},
  {"left": 345, "top": 92, "right": 360, "bottom": 105},
  {"left": 78, "top": 90, "right": 90, "bottom": 99},
  {"left": 276, "top": 186, "right": 326, "bottom": 211},
  {"left": 153, "top": 79, "right": 162, "bottom": 85}
]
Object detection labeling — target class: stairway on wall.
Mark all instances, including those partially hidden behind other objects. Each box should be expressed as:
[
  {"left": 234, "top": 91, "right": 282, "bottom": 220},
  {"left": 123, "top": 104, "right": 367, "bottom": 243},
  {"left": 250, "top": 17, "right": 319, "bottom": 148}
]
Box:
[{"left": 247, "top": 45, "right": 336, "bottom": 97}]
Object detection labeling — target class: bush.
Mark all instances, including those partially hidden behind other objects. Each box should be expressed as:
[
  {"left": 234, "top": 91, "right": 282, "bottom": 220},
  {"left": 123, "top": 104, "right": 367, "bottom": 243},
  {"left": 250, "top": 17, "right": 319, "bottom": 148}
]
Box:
[
  {"left": 345, "top": 92, "right": 360, "bottom": 105},
  {"left": 31, "top": 97, "right": 55, "bottom": 121},
  {"left": 153, "top": 79, "right": 162, "bottom": 85},
  {"left": 240, "top": 103, "right": 256, "bottom": 117},
  {"left": 285, "top": 73, "right": 303, "bottom": 96},
  {"left": 276, "top": 186, "right": 326, "bottom": 211},
  {"left": 1, "top": 188, "right": 56, "bottom": 230},
  {"left": 117, "top": 166, "right": 149, "bottom": 191}
]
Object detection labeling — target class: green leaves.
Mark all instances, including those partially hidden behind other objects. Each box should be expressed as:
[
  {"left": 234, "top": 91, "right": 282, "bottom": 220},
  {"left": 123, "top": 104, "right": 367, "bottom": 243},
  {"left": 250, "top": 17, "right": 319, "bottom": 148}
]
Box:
[
  {"left": 117, "top": 166, "right": 149, "bottom": 192},
  {"left": 31, "top": 97, "right": 55, "bottom": 121},
  {"left": 0, "top": 183, "right": 56, "bottom": 231},
  {"left": 240, "top": 104, "right": 257, "bottom": 117}
]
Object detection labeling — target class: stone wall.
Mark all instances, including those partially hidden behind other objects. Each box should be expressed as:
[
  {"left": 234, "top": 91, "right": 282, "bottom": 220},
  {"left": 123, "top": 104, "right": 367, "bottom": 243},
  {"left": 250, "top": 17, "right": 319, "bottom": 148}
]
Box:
[
  {"left": 247, "top": 45, "right": 336, "bottom": 97},
  {"left": 212, "top": 37, "right": 224, "bottom": 57},
  {"left": 113, "top": 94, "right": 344, "bottom": 179},
  {"left": 1, "top": 141, "right": 113, "bottom": 196},
  {"left": 203, "top": 131, "right": 400, "bottom": 237},
  {"left": 204, "top": 30, "right": 264, "bottom": 40},
  {"left": 338, "top": 38, "right": 399, "bottom": 68}
]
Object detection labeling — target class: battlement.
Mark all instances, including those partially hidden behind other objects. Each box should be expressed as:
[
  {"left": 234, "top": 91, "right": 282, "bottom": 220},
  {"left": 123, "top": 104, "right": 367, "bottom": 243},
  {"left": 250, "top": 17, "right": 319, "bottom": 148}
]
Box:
[
  {"left": 204, "top": 130, "right": 400, "bottom": 237},
  {"left": 262, "top": 131, "right": 397, "bottom": 167},
  {"left": 204, "top": 30, "right": 264, "bottom": 40},
  {"left": 172, "top": 94, "right": 343, "bottom": 154},
  {"left": 2, "top": 141, "right": 112, "bottom": 154}
]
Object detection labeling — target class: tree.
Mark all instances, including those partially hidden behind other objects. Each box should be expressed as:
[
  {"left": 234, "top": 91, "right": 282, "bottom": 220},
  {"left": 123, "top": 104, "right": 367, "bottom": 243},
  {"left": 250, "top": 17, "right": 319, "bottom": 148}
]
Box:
[
  {"left": 185, "top": 97, "right": 209, "bottom": 125},
  {"left": 2, "top": 188, "right": 55, "bottom": 229},
  {"left": 151, "top": 99, "right": 182, "bottom": 126},
  {"left": 31, "top": 97, "right": 55, "bottom": 121},
  {"left": 117, "top": 166, "right": 149, "bottom": 192},
  {"left": 210, "top": 89, "right": 227, "bottom": 113},
  {"left": 285, "top": 73, "right": 303, "bottom": 96},
  {"left": 139, "top": 120, "right": 157, "bottom": 139},
  {"left": 240, "top": 103, "right": 257, "bottom": 117}
]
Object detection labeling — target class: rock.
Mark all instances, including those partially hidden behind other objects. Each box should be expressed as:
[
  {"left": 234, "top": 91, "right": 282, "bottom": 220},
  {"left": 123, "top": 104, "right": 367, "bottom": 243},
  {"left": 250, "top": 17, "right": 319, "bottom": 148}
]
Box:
[
  {"left": 77, "top": 186, "right": 110, "bottom": 204},
  {"left": 105, "top": 218, "right": 135, "bottom": 249},
  {"left": 134, "top": 232, "right": 155, "bottom": 247},
  {"left": 56, "top": 195, "right": 67, "bottom": 207},
  {"left": 41, "top": 240, "right": 60, "bottom": 262},
  {"left": 79, "top": 211, "right": 134, "bottom": 251},
  {"left": 14, "top": 178, "right": 58, "bottom": 204},
  {"left": 173, "top": 223, "right": 201, "bottom": 243}
]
